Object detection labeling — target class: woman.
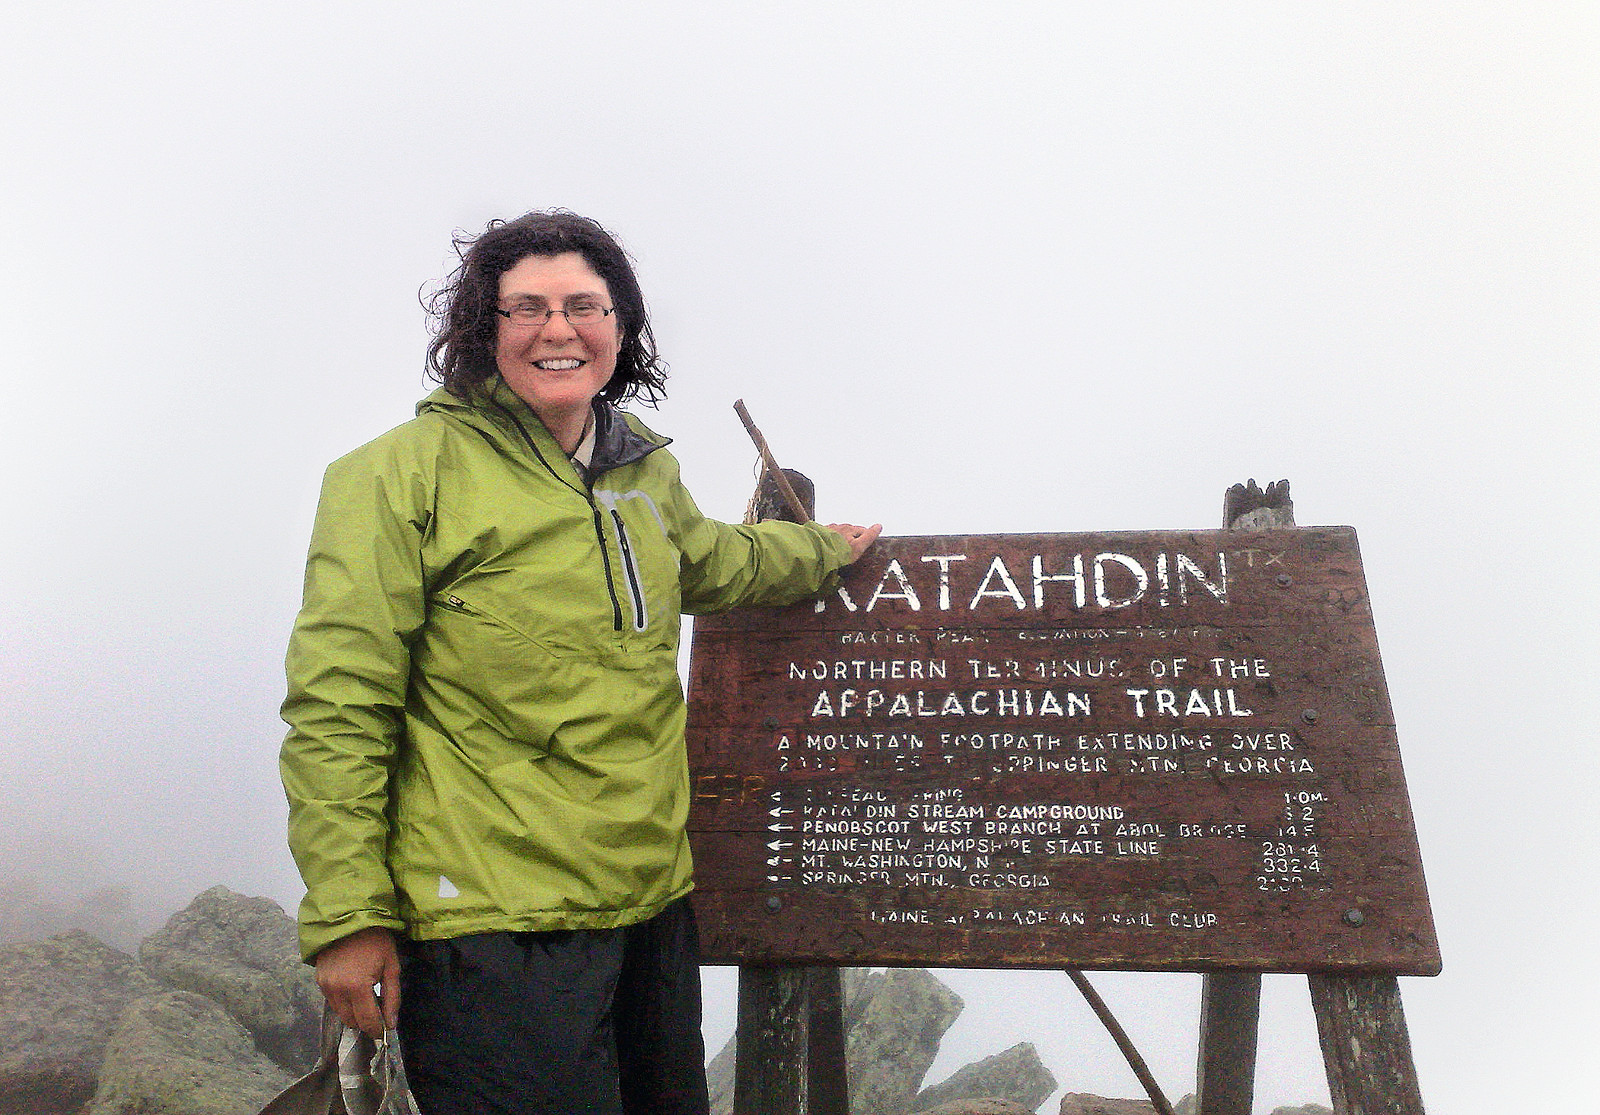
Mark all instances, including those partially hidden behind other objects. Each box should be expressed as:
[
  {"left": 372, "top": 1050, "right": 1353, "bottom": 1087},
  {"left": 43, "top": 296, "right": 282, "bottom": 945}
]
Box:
[{"left": 280, "top": 211, "right": 879, "bottom": 1114}]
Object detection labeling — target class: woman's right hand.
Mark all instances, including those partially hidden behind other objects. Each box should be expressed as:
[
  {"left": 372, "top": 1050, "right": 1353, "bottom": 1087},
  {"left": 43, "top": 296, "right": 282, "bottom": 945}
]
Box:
[
  {"left": 825, "top": 522, "right": 882, "bottom": 562},
  {"left": 314, "top": 926, "right": 400, "bottom": 1039}
]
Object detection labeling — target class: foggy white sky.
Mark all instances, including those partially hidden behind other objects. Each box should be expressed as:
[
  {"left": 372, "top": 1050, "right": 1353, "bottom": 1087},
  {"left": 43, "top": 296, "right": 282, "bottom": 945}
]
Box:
[{"left": 2, "top": 3, "right": 1595, "bottom": 1112}]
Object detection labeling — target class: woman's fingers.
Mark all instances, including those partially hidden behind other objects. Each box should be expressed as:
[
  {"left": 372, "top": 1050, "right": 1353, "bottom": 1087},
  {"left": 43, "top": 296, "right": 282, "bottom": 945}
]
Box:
[
  {"left": 825, "top": 522, "right": 883, "bottom": 562},
  {"left": 314, "top": 927, "right": 401, "bottom": 1039}
]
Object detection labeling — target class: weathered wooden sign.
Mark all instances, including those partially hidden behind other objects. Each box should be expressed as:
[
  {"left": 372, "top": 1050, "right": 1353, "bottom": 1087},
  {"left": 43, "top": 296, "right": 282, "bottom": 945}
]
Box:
[{"left": 686, "top": 527, "right": 1439, "bottom": 975}]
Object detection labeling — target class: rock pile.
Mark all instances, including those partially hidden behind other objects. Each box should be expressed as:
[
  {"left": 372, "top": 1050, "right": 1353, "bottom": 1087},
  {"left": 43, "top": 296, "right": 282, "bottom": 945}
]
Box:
[
  {"left": 2, "top": 887, "right": 1329, "bottom": 1115},
  {"left": 0, "top": 887, "right": 315, "bottom": 1115}
]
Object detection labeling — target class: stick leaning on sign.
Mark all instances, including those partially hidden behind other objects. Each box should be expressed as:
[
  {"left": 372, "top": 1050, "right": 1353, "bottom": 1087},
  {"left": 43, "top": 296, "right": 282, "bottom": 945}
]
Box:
[{"left": 733, "top": 399, "right": 813, "bottom": 524}]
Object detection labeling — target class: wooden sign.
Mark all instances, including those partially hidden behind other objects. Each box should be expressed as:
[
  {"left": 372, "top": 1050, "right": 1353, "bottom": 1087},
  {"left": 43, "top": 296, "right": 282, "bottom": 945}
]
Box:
[{"left": 686, "top": 528, "right": 1439, "bottom": 975}]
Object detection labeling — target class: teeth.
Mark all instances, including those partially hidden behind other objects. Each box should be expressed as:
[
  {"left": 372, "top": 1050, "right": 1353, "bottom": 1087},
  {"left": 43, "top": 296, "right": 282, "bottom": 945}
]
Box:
[{"left": 534, "top": 359, "right": 583, "bottom": 370}]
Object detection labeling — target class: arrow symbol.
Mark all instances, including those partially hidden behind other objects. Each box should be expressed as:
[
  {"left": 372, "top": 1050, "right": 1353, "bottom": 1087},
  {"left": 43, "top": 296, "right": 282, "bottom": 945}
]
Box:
[{"left": 767, "top": 840, "right": 794, "bottom": 852}]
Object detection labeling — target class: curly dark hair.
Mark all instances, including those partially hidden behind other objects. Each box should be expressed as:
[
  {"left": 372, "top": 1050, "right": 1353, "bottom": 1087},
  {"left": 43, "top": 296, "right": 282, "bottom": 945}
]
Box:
[{"left": 424, "top": 211, "right": 668, "bottom": 405}]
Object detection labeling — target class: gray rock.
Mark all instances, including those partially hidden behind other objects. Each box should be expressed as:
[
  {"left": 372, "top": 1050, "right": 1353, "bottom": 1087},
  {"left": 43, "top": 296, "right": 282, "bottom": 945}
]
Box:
[
  {"left": 842, "top": 966, "right": 885, "bottom": 1029},
  {"left": 1268, "top": 1106, "right": 1331, "bottom": 1115},
  {"left": 913, "top": 1042, "right": 1057, "bottom": 1113},
  {"left": 707, "top": 1027, "right": 736, "bottom": 1115},
  {"left": 138, "top": 886, "right": 319, "bottom": 1073},
  {"left": 1057, "top": 1096, "right": 1152, "bottom": 1115},
  {"left": 920, "top": 1102, "right": 1036, "bottom": 1115},
  {"left": 848, "top": 968, "right": 963, "bottom": 1115},
  {"left": 0, "top": 930, "right": 157, "bottom": 1115},
  {"left": 1056, "top": 1095, "right": 1197, "bottom": 1115},
  {"left": 86, "top": 990, "right": 292, "bottom": 1115}
]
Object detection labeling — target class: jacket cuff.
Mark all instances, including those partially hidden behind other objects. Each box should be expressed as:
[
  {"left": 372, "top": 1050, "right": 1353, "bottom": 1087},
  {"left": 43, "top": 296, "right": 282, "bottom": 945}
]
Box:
[{"left": 298, "top": 906, "right": 407, "bottom": 964}]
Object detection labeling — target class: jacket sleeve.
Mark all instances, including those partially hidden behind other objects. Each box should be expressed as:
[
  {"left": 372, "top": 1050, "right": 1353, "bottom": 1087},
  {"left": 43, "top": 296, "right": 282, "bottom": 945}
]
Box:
[
  {"left": 661, "top": 456, "right": 854, "bottom": 614},
  {"left": 279, "top": 441, "right": 432, "bottom": 962}
]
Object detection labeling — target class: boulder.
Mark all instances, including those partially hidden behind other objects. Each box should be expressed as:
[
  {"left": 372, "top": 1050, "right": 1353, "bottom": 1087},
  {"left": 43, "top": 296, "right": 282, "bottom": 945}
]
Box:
[
  {"left": 1057, "top": 1095, "right": 1196, "bottom": 1115},
  {"left": 1057, "top": 1096, "right": 1151, "bottom": 1115},
  {"left": 842, "top": 966, "right": 885, "bottom": 1028},
  {"left": 706, "top": 1027, "right": 736, "bottom": 1115},
  {"left": 0, "top": 930, "right": 157, "bottom": 1115},
  {"left": 920, "top": 1102, "right": 1036, "bottom": 1115},
  {"left": 86, "top": 990, "right": 292, "bottom": 1115},
  {"left": 848, "top": 968, "right": 963, "bottom": 1115},
  {"left": 138, "top": 886, "right": 319, "bottom": 1072},
  {"left": 1269, "top": 1107, "right": 1331, "bottom": 1115},
  {"left": 913, "top": 1042, "right": 1057, "bottom": 1113}
]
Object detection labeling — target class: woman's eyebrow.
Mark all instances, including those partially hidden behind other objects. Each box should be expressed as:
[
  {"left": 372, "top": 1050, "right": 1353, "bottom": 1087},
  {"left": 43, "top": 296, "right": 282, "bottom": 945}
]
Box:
[{"left": 500, "top": 291, "right": 604, "bottom": 303}]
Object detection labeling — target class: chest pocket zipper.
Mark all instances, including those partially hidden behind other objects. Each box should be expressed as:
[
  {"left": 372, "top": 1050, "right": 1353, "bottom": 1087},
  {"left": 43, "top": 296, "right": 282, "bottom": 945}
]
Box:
[{"left": 609, "top": 509, "right": 650, "bottom": 632}]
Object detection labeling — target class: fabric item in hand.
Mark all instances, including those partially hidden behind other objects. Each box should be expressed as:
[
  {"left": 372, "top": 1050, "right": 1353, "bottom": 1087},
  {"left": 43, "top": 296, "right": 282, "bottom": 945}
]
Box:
[{"left": 257, "top": 1005, "right": 419, "bottom": 1115}]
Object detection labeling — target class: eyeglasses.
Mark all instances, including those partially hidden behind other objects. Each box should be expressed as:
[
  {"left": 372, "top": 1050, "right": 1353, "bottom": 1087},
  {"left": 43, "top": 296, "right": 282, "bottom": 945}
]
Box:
[{"left": 494, "top": 303, "right": 617, "bottom": 328}]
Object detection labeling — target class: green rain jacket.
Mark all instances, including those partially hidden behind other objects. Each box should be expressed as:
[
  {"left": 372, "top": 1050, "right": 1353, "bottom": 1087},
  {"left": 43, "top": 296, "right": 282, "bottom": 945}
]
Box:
[{"left": 281, "top": 380, "right": 850, "bottom": 962}]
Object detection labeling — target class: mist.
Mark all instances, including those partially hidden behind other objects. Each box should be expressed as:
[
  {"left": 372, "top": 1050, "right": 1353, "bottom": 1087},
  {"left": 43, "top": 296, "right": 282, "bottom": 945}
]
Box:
[{"left": 2, "top": 4, "right": 1595, "bottom": 1111}]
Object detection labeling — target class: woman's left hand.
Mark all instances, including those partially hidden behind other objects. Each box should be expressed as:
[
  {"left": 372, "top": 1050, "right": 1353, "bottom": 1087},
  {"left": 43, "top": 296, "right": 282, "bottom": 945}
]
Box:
[{"left": 824, "top": 522, "right": 882, "bottom": 563}]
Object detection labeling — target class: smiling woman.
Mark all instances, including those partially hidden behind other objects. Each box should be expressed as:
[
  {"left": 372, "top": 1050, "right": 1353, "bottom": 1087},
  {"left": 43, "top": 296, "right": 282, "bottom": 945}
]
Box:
[
  {"left": 492, "top": 252, "right": 624, "bottom": 453},
  {"left": 279, "top": 210, "right": 880, "bottom": 1115},
  {"left": 424, "top": 211, "right": 668, "bottom": 411}
]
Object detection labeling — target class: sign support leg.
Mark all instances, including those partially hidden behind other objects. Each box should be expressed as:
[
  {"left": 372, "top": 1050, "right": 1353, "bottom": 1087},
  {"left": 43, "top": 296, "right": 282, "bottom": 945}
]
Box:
[
  {"left": 1191, "top": 481, "right": 1281, "bottom": 1115},
  {"left": 1309, "top": 974, "right": 1426, "bottom": 1115},
  {"left": 731, "top": 447, "right": 846, "bottom": 1115},
  {"left": 733, "top": 966, "right": 806, "bottom": 1115},
  {"left": 1195, "top": 972, "right": 1261, "bottom": 1115},
  {"left": 805, "top": 966, "right": 849, "bottom": 1115}
]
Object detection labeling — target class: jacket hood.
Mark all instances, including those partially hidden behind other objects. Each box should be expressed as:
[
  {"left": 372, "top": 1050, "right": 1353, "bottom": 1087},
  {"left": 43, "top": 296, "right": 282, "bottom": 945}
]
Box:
[{"left": 417, "top": 379, "right": 669, "bottom": 476}]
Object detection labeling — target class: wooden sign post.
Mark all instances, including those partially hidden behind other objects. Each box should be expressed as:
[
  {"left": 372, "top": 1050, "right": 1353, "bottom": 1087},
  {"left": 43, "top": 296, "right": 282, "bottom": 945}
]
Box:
[{"left": 691, "top": 480, "right": 1436, "bottom": 1114}]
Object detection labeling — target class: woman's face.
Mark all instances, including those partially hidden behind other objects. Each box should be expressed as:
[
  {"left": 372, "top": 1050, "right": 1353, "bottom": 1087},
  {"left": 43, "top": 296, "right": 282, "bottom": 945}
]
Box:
[{"left": 494, "top": 251, "right": 622, "bottom": 426}]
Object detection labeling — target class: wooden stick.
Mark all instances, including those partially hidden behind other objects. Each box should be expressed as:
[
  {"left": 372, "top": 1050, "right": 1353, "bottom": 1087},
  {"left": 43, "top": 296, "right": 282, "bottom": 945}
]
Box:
[
  {"left": 1065, "top": 970, "right": 1176, "bottom": 1115},
  {"left": 733, "top": 399, "right": 812, "bottom": 524}
]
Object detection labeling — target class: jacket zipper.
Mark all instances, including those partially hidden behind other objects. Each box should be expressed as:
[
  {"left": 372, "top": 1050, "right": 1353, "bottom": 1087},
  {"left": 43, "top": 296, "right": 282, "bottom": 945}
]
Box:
[
  {"left": 492, "top": 398, "right": 625, "bottom": 633},
  {"left": 590, "top": 503, "right": 626, "bottom": 632},
  {"left": 609, "top": 508, "right": 649, "bottom": 631}
]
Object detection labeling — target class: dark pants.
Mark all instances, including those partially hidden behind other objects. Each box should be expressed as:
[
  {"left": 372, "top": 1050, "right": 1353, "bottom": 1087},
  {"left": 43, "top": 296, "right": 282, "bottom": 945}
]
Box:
[{"left": 397, "top": 897, "right": 709, "bottom": 1115}]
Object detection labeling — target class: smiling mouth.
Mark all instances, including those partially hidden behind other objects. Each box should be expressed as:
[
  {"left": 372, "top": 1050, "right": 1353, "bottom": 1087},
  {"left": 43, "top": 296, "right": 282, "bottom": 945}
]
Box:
[{"left": 533, "top": 359, "right": 585, "bottom": 371}]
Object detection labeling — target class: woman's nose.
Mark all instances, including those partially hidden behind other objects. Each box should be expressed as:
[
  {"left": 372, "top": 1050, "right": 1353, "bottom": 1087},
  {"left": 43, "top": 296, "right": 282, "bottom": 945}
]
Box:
[{"left": 539, "top": 311, "right": 580, "bottom": 339}]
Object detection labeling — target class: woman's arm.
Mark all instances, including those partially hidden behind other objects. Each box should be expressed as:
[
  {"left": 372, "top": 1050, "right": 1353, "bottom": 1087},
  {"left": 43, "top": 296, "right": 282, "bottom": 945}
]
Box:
[
  {"left": 659, "top": 455, "right": 877, "bottom": 612},
  {"left": 280, "top": 441, "right": 432, "bottom": 969}
]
